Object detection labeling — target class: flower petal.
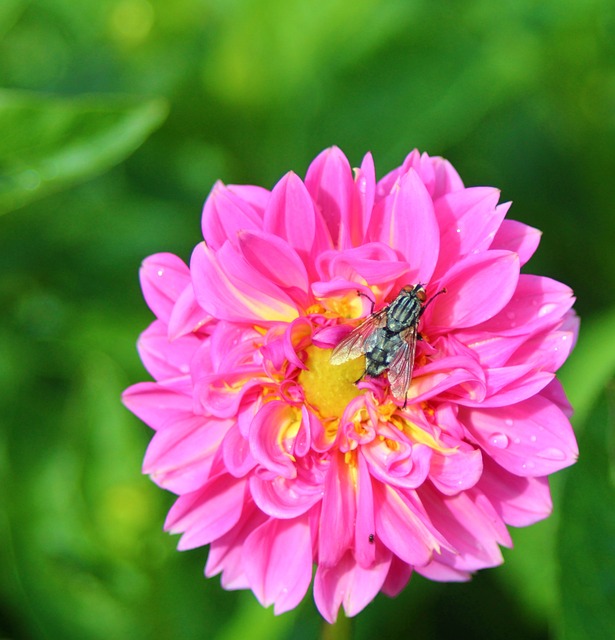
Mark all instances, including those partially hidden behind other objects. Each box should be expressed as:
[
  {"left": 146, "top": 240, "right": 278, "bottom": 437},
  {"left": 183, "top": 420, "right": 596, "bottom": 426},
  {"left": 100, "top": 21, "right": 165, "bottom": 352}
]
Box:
[
  {"left": 477, "top": 456, "right": 552, "bottom": 526},
  {"left": 140, "top": 253, "right": 190, "bottom": 322},
  {"left": 318, "top": 451, "right": 356, "bottom": 567},
  {"left": 244, "top": 515, "right": 313, "bottom": 614},
  {"left": 165, "top": 475, "right": 247, "bottom": 550},
  {"left": 313, "top": 549, "right": 391, "bottom": 623},
  {"left": 474, "top": 274, "right": 575, "bottom": 336},
  {"left": 122, "top": 381, "right": 193, "bottom": 431},
  {"left": 143, "top": 415, "right": 232, "bottom": 493},
  {"left": 368, "top": 168, "right": 440, "bottom": 283},
  {"left": 460, "top": 394, "right": 578, "bottom": 477},
  {"left": 305, "top": 146, "right": 355, "bottom": 249},
  {"left": 191, "top": 242, "right": 299, "bottom": 324},
  {"left": 428, "top": 251, "right": 520, "bottom": 330},
  {"left": 490, "top": 219, "right": 542, "bottom": 266},
  {"left": 201, "top": 181, "right": 264, "bottom": 250}
]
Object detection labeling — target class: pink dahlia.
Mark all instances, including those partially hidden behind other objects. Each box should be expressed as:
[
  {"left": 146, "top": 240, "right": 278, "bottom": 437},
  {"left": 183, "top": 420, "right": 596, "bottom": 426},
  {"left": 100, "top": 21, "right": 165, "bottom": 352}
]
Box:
[{"left": 123, "top": 147, "right": 578, "bottom": 622}]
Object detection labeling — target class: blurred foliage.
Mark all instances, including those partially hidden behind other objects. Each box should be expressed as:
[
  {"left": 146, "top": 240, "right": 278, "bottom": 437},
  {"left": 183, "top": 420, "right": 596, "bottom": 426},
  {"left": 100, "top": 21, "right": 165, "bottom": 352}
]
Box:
[{"left": 0, "top": 0, "right": 614, "bottom": 638}]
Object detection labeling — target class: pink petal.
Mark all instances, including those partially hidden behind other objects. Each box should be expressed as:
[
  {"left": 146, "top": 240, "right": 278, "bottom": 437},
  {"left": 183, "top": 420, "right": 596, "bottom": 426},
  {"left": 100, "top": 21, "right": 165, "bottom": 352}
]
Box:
[
  {"left": 140, "top": 253, "right": 190, "bottom": 322},
  {"left": 319, "top": 451, "right": 356, "bottom": 568},
  {"left": 305, "top": 146, "right": 355, "bottom": 249},
  {"left": 190, "top": 242, "right": 299, "bottom": 324},
  {"left": 351, "top": 152, "right": 376, "bottom": 246},
  {"left": 432, "top": 187, "right": 507, "bottom": 279},
  {"left": 460, "top": 394, "right": 578, "bottom": 477},
  {"left": 250, "top": 473, "right": 323, "bottom": 519},
  {"left": 249, "top": 401, "right": 301, "bottom": 479},
  {"left": 381, "top": 555, "right": 413, "bottom": 597},
  {"left": 222, "top": 424, "right": 256, "bottom": 478},
  {"left": 372, "top": 483, "right": 443, "bottom": 567},
  {"left": 165, "top": 475, "right": 247, "bottom": 550},
  {"left": 205, "top": 500, "right": 268, "bottom": 589},
  {"left": 419, "top": 485, "right": 508, "bottom": 571},
  {"left": 122, "top": 381, "right": 193, "bottom": 431},
  {"left": 490, "top": 219, "right": 542, "bottom": 266},
  {"left": 314, "top": 549, "right": 392, "bottom": 623},
  {"left": 137, "top": 320, "right": 200, "bottom": 380},
  {"left": 354, "top": 453, "right": 377, "bottom": 569},
  {"left": 244, "top": 515, "right": 313, "bottom": 614},
  {"left": 237, "top": 229, "right": 310, "bottom": 307},
  {"left": 368, "top": 169, "right": 440, "bottom": 283},
  {"left": 477, "top": 457, "right": 552, "bottom": 526},
  {"left": 429, "top": 446, "right": 483, "bottom": 495},
  {"left": 143, "top": 415, "right": 232, "bottom": 493},
  {"left": 264, "top": 171, "right": 332, "bottom": 272},
  {"left": 201, "top": 181, "right": 264, "bottom": 250},
  {"left": 415, "top": 560, "right": 471, "bottom": 582},
  {"left": 167, "top": 284, "right": 211, "bottom": 340},
  {"left": 473, "top": 274, "right": 575, "bottom": 336},
  {"left": 428, "top": 251, "right": 520, "bottom": 330},
  {"left": 430, "top": 155, "right": 465, "bottom": 199}
]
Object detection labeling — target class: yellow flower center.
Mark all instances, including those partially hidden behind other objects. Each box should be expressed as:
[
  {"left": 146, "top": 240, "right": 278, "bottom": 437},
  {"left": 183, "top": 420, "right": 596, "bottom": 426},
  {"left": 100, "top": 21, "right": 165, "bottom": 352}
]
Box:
[{"left": 298, "top": 345, "right": 366, "bottom": 419}]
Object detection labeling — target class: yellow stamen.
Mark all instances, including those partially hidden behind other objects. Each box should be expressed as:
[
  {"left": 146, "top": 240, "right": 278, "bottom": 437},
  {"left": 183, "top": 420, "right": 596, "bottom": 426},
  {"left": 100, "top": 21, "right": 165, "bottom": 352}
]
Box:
[{"left": 298, "top": 345, "right": 365, "bottom": 419}]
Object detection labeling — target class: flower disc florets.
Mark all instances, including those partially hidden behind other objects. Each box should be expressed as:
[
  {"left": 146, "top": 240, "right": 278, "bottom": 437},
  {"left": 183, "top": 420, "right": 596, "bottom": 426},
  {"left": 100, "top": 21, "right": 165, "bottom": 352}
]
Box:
[{"left": 123, "top": 147, "right": 578, "bottom": 622}]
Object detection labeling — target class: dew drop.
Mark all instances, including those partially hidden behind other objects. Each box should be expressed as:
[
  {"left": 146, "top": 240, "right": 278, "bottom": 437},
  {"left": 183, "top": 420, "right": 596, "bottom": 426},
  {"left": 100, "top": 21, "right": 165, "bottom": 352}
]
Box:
[
  {"left": 536, "top": 447, "right": 566, "bottom": 461},
  {"left": 456, "top": 228, "right": 461, "bottom": 233},
  {"left": 504, "top": 418, "right": 514, "bottom": 427},
  {"left": 157, "top": 269, "right": 164, "bottom": 277},
  {"left": 521, "top": 460, "right": 535, "bottom": 470},
  {"left": 530, "top": 434, "right": 537, "bottom": 443},
  {"left": 490, "top": 433, "right": 509, "bottom": 449},
  {"left": 513, "top": 437, "right": 521, "bottom": 445},
  {"left": 506, "top": 311, "right": 516, "bottom": 320}
]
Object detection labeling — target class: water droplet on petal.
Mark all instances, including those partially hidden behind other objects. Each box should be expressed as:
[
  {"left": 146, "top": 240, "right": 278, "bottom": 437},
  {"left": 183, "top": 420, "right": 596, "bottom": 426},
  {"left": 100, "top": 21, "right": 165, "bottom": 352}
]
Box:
[
  {"left": 157, "top": 269, "right": 164, "bottom": 277},
  {"left": 506, "top": 311, "right": 516, "bottom": 320},
  {"left": 456, "top": 228, "right": 461, "bottom": 233},
  {"left": 521, "top": 460, "right": 535, "bottom": 470},
  {"left": 530, "top": 434, "right": 537, "bottom": 442},
  {"left": 490, "top": 433, "right": 509, "bottom": 449},
  {"left": 536, "top": 447, "right": 566, "bottom": 461},
  {"left": 505, "top": 418, "right": 514, "bottom": 427}
]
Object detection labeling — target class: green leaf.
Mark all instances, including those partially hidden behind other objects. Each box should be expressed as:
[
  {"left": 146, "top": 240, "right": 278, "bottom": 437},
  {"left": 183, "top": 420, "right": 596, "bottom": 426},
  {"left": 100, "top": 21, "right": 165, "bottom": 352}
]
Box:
[
  {"left": 0, "top": 0, "right": 27, "bottom": 40},
  {"left": 556, "top": 386, "right": 615, "bottom": 640},
  {"left": 0, "top": 90, "right": 168, "bottom": 215}
]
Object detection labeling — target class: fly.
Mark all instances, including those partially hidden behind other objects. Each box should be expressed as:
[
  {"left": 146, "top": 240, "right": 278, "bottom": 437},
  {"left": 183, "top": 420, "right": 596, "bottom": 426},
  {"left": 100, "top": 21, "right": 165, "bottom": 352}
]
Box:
[{"left": 330, "top": 284, "right": 446, "bottom": 402}]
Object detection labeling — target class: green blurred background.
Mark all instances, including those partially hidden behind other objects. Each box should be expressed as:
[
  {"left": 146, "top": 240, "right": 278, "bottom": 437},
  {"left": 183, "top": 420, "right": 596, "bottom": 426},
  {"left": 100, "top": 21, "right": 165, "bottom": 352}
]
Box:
[{"left": 1, "top": 0, "right": 614, "bottom": 638}]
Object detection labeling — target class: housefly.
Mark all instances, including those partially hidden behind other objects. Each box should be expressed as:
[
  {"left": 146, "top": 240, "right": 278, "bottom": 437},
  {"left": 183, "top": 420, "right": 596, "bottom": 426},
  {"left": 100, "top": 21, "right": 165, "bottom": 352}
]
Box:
[{"left": 330, "top": 284, "right": 446, "bottom": 402}]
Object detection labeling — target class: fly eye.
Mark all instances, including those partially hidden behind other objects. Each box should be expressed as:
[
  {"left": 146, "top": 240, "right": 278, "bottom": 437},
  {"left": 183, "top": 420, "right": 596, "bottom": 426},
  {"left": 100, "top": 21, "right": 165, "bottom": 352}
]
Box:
[{"left": 416, "top": 287, "right": 427, "bottom": 302}]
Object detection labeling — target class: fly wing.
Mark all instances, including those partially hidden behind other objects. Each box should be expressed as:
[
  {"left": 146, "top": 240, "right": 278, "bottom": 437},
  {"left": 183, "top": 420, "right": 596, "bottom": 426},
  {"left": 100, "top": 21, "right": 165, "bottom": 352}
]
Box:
[
  {"left": 387, "top": 326, "right": 418, "bottom": 401},
  {"left": 330, "top": 310, "right": 387, "bottom": 364}
]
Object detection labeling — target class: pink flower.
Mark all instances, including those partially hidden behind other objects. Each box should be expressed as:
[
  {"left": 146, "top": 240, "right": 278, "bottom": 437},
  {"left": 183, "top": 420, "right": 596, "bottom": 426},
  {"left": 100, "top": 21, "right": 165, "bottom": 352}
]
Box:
[{"left": 123, "top": 147, "right": 578, "bottom": 622}]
